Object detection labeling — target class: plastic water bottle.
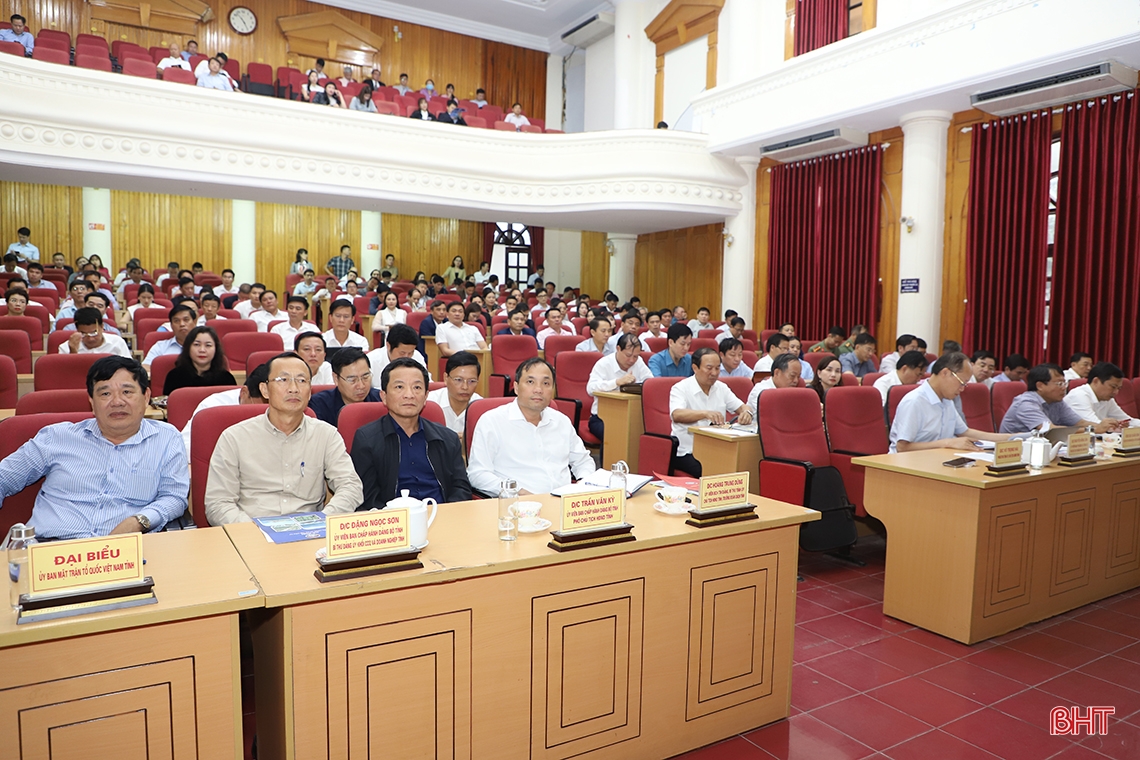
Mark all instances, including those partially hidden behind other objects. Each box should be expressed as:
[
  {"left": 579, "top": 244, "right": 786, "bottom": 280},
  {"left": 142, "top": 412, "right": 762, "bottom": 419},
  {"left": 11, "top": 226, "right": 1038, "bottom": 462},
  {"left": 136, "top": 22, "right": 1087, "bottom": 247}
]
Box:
[
  {"left": 610, "top": 462, "right": 629, "bottom": 523},
  {"left": 6, "top": 523, "right": 37, "bottom": 610},
  {"left": 498, "top": 479, "right": 518, "bottom": 541}
]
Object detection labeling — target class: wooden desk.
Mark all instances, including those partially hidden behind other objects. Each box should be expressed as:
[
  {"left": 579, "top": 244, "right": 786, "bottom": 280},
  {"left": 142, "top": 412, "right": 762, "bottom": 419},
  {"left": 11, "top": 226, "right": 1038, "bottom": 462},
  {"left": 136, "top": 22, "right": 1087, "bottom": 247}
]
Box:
[
  {"left": 691, "top": 426, "right": 763, "bottom": 487},
  {"left": 228, "top": 492, "right": 818, "bottom": 760},
  {"left": 0, "top": 408, "right": 14, "bottom": 420},
  {"left": 859, "top": 449, "right": 1140, "bottom": 644},
  {"left": 595, "top": 390, "right": 644, "bottom": 472},
  {"left": 360, "top": 314, "right": 375, "bottom": 350},
  {"left": 0, "top": 528, "right": 262, "bottom": 759},
  {"left": 17, "top": 373, "right": 32, "bottom": 398},
  {"left": 422, "top": 334, "right": 440, "bottom": 384}
]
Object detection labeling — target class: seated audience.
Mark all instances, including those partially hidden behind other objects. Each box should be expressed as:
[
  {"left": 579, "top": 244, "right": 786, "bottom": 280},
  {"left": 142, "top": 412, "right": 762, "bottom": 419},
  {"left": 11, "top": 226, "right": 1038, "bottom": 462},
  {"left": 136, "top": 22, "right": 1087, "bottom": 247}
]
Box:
[
  {"left": 1065, "top": 362, "right": 1140, "bottom": 427},
  {"left": 607, "top": 311, "right": 643, "bottom": 351},
  {"left": 205, "top": 352, "right": 363, "bottom": 524},
  {"left": 840, "top": 333, "right": 878, "bottom": 378},
  {"left": 60, "top": 306, "right": 131, "bottom": 357},
  {"left": 686, "top": 307, "right": 714, "bottom": 335},
  {"left": 872, "top": 350, "right": 927, "bottom": 404},
  {"left": 436, "top": 301, "right": 488, "bottom": 356},
  {"left": 471, "top": 88, "right": 488, "bottom": 107},
  {"left": 235, "top": 283, "right": 264, "bottom": 318},
  {"left": 468, "top": 358, "right": 595, "bottom": 495},
  {"left": 250, "top": 289, "right": 284, "bottom": 331},
  {"left": 649, "top": 323, "right": 694, "bottom": 377},
  {"left": 755, "top": 332, "right": 790, "bottom": 373},
  {"left": 294, "top": 332, "right": 334, "bottom": 384},
  {"left": 420, "top": 78, "right": 437, "bottom": 99},
  {"left": 292, "top": 270, "right": 317, "bottom": 298},
  {"left": 718, "top": 337, "right": 753, "bottom": 378},
  {"left": 181, "top": 363, "right": 268, "bottom": 455},
  {"left": 428, "top": 351, "right": 482, "bottom": 435},
  {"left": 788, "top": 336, "right": 814, "bottom": 381},
  {"left": 670, "top": 348, "right": 754, "bottom": 478},
  {"left": 323, "top": 299, "right": 370, "bottom": 349},
  {"left": 410, "top": 97, "right": 435, "bottom": 121},
  {"left": 308, "top": 347, "right": 380, "bottom": 425},
  {"left": 586, "top": 334, "right": 653, "bottom": 439},
  {"left": 879, "top": 334, "right": 919, "bottom": 373},
  {"left": 337, "top": 65, "right": 357, "bottom": 87},
  {"left": 504, "top": 103, "right": 530, "bottom": 130},
  {"left": 163, "top": 326, "right": 236, "bottom": 395},
  {"left": 0, "top": 356, "right": 189, "bottom": 539},
  {"left": 305, "top": 58, "right": 325, "bottom": 79},
  {"left": 890, "top": 352, "right": 1012, "bottom": 453},
  {"left": 992, "top": 353, "right": 1031, "bottom": 383},
  {"left": 270, "top": 296, "right": 319, "bottom": 348},
  {"left": 640, "top": 310, "right": 668, "bottom": 348},
  {"left": 748, "top": 353, "right": 802, "bottom": 417},
  {"left": 575, "top": 317, "right": 614, "bottom": 354},
  {"left": 364, "top": 68, "right": 385, "bottom": 90},
  {"left": 436, "top": 101, "right": 467, "bottom": 125},
  {"left": 367, "top": 324, "right": 428, "bottom": 387},
  {"left": 1064, "top": 352, "right": 1094, "bottom": 381},
  {"left": 810, "top": 326, "right": 847, "bottom": 354},
  {"left": 311, "top": 81, "right": 347, "bottom": 107},
  {"left": 196, "top": 293, "right": 228, "bottom": 326},
  {"left": 809, "top": 354, "right": 844, "bottom": 403},
  {"left": 350, "top": 357, "right": 472, "bottom": 508},
  {"left": 372, "top": 290, "right": 407, "bottom": 340},
  {"left": 535, "top": 307, "right": 574, "bottom": 347},
  {"left": 0, "top": 14, "right": 33, "bottom": 55},
  {"left": 157, "top": 42, "right": 190, "bottom": 71},
  {"left": 1000, "top": 363, "right": 1117, "bottom": 434},
  {"left": 497, "top": 308, "right": 537, "bottom": 339},
  {"left": 127, "top": 284, "right": 164, "bottom": 318},
  {"left": 143, "top": 304, "right": 196, "bottom": 369},
  {"left": 971, "top": 350, "right": 997, "bottom": 387},
  {"left": 350, "top": 84, "right": 378, "bottom": 113},
  {"left": 25, "top": 262, "right": 53, "bottom": 290},
  {"left": 197, "top": 57, "right": 235, "bottom": 92},
  {"left": 394, "top": 72, "right": 411, "bottom": 95}
]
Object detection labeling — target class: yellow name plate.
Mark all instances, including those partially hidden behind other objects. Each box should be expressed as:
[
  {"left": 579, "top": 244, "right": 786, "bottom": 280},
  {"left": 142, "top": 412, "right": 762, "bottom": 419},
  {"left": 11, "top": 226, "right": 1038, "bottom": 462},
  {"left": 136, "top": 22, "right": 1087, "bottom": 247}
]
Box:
[
  {"left": 326, "top": 509, "right": 409, "bottom": 558},
  {"left": 29, "top": 534, "right": 144, "bottom": 595},
  {"left": 561, "top": 488, "right": 625, "bottom": 533},
  {"left": 1067, "top": 432, "right": 1092, "bottom": 458},
  {"left": 993, "top": 440, "right": 1024, "bottom": 468},
  {"left": 699, "top": 472, "right": 750, "bottom": 511},
  {"left": 1122, "top": 427, "right": 1140, "bottom": 449}
]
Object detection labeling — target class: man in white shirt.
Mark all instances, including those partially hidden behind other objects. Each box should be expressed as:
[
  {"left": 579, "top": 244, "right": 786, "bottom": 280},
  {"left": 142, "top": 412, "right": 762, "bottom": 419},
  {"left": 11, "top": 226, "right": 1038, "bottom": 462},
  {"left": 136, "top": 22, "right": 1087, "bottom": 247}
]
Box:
[
  {"left": 272, "top": 296, "right": 320, "bottom": 349},
  {"left": 471, "top": 88, "right": 488, "bottom": 108},
  {"left": 435, "top": 301, "right": 487, "bottom": 357},
  {"left": 535, "top": 307, "right": 576, "bottom": 348},
  {"left": 180, "top": 365, "right": 268, "bottom": 460},
  {"left": 747, "top": 354, "right": 801, "bottom": 419},
  {"left": 213, "top": 268, "right": 239, "bottom": 298},
  {"left": 504, "top": 103, "right": 530, "bottom": 130},
  {"left": 755, "top": 333, "right": 791, "bottom": 373},
  {"left": 235, "top": 283, "right": 263, "bottom": 319},
  {"left": 468, "top": 358, "right": 595, "bottom": 495},
  {"left": 606, "top": 311, "right": 643, "bottom": 352},
  {"left": 250, "top": 289, "right": 284, "bottom": 331},
  {"left": 528, "top": 290, "right": 551, "bottom": 322},
  {"left": 586, "top": 334, "right": 653, "bottom": 440},
  {"left": 879, "top": 334, "right": 919, "bottom": 374},
  {"left": 142, "top": 305, "right": 196, "bottom": 369},
  {"left": 872, "top": 350, "right": 927, "bottom": 405},
  {"left": 970, "top": 350, "right": 998, "bottom": 387},
  {"left": 394, "top": 72, "right": 411, "bottom": 96},
  {"left": 526, "top": 265, "right": 545, "bottom": 288},
  {"left": 322, "top": 299, "right": 370, "bottom": 349},
  {"left": 1065, "top": 362, "right": 1139, "bottom": 427},
  {"left": 156, "top": 42, "right": 190, "bottom": 72},
  {"left": 718, "top": 337, "right": 753, "bottom": 378},
  {"left": 639, "top": 310, "right": 668, "bottom": 350},
  {"left": 155, "top": 262, "right": 180, "bottom": 290},
  {"left": 575, "top": 318, "right": 613, "bottom": 354},
  {"left": 686, "top": 307, "right": 714, "bottom": 336},
  {"left": 337, "top": 65, "right": 356, "bottom": 87},
  {"left": 427, "top": 351, "right": 482, "bottom": 435},
  {"left": 58, "top": 308, "right": 131, "bottom": 357},
  {"left": 1063, "top": 352, "right": 1093, "bottom": 382},
  {"left": 115, "top": 263, "right": 147, "bottom": 300},
  {"left": 2, "top": 253, "right": 27, "bottom": 278},
  {"left": 472, "top": 262, "right": 492, "bottom": 285},
  {"left": 669, "top": 348, "right": 754, "bottom": 478},
  {"left": 368, "top": 324, "right": 428, "bottom": 389},
  {"left": 294, "top": 332, "right": 334, "bottom": 385},
  {"left": 196, "top": 293, "right": 228, "bottom": 327}
]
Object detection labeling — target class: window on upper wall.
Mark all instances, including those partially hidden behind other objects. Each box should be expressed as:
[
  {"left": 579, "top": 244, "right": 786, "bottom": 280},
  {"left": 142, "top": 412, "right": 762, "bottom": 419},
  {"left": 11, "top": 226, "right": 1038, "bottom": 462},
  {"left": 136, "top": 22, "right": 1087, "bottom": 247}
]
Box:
[
  {"left": 1043, "top": 136, "right": 1061, "bottom": 351},
  {"left": 848, "top": 0, "right": 864, "bottom": 37},
  {"left": 493, "top": 223, "right": 532, "bottom": 285}
]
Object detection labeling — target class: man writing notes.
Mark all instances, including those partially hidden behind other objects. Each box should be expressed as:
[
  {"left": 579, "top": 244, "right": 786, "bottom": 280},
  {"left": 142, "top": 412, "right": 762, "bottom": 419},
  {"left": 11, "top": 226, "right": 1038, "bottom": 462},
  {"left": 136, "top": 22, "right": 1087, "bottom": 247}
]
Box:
[
  {"left": 669, "top": 348, "right": 754, "bottom": 478},
  {"left": 468, "top": 358, "right": 596, "bottom": 496},
  {"left": 890, "top": 352, "right": 1013, "bottom": 453},
  {"left": 350, "top": 357, "right": 472, "bottom": 509},
  {"left": 1065, "top": 362, "right": 1140, "bottom": 427},
  {"left": 205, "top": 352, "right": 363, "bottom": 525},
  {"left": 0, "top": 357, "right": 188, "bottom": 539},
  {"left": 999, "top": 363, "right": 1118, "bottom": 434}
]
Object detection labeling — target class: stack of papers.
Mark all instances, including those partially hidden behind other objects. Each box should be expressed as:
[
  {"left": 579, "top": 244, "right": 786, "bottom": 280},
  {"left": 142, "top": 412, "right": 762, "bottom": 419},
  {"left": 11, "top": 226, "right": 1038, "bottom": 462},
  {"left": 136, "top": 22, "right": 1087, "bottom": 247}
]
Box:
[{"left": 551, "top": 470, "right": 654, "bottom": 497}]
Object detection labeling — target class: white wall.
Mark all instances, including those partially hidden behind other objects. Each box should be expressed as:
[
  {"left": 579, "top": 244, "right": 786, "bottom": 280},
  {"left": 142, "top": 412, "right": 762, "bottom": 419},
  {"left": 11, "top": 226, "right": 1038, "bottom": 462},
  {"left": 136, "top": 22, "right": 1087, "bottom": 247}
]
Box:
[
  {"left": 663, "top": 36, "right": 708, "bottom": 131},
  {"left": 545, "top": 53, "right": 564, "bottom": 131},
  {"left": 583, "top": 33, "right": 616, "bottom": 132},
  {"left": 541, "top": 229, "right": 584, "bottom": 290},
  {"left": 563, "top": 49, "right": 586, "bottom": 134}
]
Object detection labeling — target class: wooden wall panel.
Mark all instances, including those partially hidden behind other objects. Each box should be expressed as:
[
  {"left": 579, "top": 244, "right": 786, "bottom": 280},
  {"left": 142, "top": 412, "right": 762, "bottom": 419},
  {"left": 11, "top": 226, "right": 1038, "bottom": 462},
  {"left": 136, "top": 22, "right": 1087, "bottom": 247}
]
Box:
[
  {"left": 634, "top": 224, "right": 722, "bottom": 315},
  {"left": 25, "top": 0, "right": 544, "bottom": 109},
  {"left": 0, "top": 181, "right": 83, "bottom": 262},
  {"left": 255, "top": 203, "right": 359, "bottom": 289},
  {"left": 380, "top": 214, "right": 483, "bottom": 283},
  {"left": 579, "top": 231, "right": 609, "bottom": 300},
  {"left": 111, "top": 190, "right": 231, "bottom": 275},
  {"left": 753, "top": 159, "right": 776, "bottom": 331}
]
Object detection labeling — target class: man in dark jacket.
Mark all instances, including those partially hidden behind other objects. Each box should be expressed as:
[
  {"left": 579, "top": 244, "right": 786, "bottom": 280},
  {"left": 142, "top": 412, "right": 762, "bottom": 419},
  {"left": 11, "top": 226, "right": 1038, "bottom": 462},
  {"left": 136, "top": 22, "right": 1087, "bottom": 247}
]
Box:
[{"left": 350, "top": 357, "right": 471, "bottom": 509}]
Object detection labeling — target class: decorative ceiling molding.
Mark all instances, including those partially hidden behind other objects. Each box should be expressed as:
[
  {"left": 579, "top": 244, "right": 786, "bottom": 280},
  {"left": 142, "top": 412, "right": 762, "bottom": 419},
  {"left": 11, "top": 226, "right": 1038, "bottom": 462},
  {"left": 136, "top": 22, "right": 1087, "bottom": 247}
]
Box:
[
  {"left": 0, "top": 55, "right": 745, "bottom": 235},
  {"left": 644, "top": 0, "right": 724, "bottom": 58},
  {"left": 277, "top": 11, "right": 386, "bottom": 67},
  {"left": 87, "top": 0, "right": 214, "bottom": 36}
]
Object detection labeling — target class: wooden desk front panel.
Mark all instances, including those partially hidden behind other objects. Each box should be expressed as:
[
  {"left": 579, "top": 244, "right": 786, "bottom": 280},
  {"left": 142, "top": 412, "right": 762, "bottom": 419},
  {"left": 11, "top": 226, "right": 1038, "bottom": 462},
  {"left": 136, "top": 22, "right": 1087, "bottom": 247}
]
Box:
[
  {"left": 0, "top": 614, "right": 242, "bottom": 760},
  {"left": 258, "top": 527, "right": 799, "bottom": 760}
]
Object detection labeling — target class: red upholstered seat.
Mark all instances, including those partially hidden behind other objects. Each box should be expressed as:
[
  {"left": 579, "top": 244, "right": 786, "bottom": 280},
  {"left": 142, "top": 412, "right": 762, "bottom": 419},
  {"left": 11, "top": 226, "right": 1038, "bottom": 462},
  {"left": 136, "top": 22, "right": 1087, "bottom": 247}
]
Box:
[
  {"left": 244, "top": 351, "right": 283, "bottom": 375},
  {"left": 0, "top": 315, "right": 42, "bottom": 350},
  {"left": 190, "top": 406, "right": 266, "bottom": 526},
  {"left": 0, "top": 41, "right": 26, "bottom": 56},
  {"left": 375, "top": 100, "right": 400, "bottom": 116},
  {"left": 520, "top": 125, "right": 542, "bottom": 133},
  {"left": 824, "top": 386, "right": 889, "bottom": 517},
  {"left": 336, "top": 400, "right": 447, "bottom": 452},
  {"left": 135, "top": 316, "right": 168, "bottom": 341},
  {"left": 959, "top": 382, "right": 994, "bottom": 432},
  {"left": 75, "top": 53, "right": 112, "bottom": 72},
  {"left": 0, "top": 412, "right": 94, "bottom": 536},
  {"left": 554, "top": 351, "right": 602, "bottom": 446},
  {"left": 0, "top": 330, "right": 32, "bottom": 373},
  {"left": 1119, "top": 378, "right": 1138, "bottom": 418},
  {"left": 0, "top": 355, "right": 17, "bottom": 408},
  {"left": 1067, "top": 378, "right": 1087, "bottom": 391},
  {"left": 122, "top": 57, "right": 158, "bottom": 78},
  {"left": 464, "top": 397, "right": 513, "bottom": 457},
  {"left": 15, "top": 389, "right": 91, "bottom": 415},
  {"left": 33, "top": 353, "right": 102, "bottom": 391},
  {"left": 31, "top": 46, "right": 69, "bottom": 65},
  {"left": 0, "top": 303, "right": 49, "bottom": 336},
  {"left": 758, "top": 387, "right": 830, "bottom": 506},
  {"left": 211, "top": 319, "right": 259, "bottom": 341},
  {"left": 542, "top": 335, "right": 582, "bottom": 361},
  {"left": 222, "top": 332, "right": 284, "bottom": 372},
  {"left": 466, "top": 116, "right": 487, "bottom": 128},
  {"left": 992, "top": 381, "right": 1026, "bottom": 430},
  {"left": 149, "top": 354, "right": 179, "bottom": 395},
  {"left": 490, "top": 335, "right": 539, "bottom": 397},
  {"left": 167, "top": 385, "right": 239, "bottom": 431},
  {"left": 803, "top": 352, "right": 839, "bottom": 371},
  {"left": 861, "top": 371, "right": 884, "bottom": 387},
  {"left": 885, "top": 384, "right": 919, "bottom": 426},
  {"left": 643, "top": 337, "right": 668, "bottom": 354},
  {"left": 162, "top": 67, "right": 196, "bottom": 85},
  {"left": 28, "top": 291, "right": 60, "bottom": 312},
  {"left": 721, "top": 377, "right": 755, "bottom": 405},
  {"left": 639, "top": 377, "right": 685, "bottom": 476},
  {"left": 494, "top": 121, "right": 516, "bottom": 132}
]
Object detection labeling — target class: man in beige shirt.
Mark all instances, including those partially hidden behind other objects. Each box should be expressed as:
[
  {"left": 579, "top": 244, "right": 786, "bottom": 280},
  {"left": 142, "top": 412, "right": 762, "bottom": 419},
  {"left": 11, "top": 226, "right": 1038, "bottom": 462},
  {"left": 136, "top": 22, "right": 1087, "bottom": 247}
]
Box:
[{"left": 204, "top": 352, "right": 363, "bottom": 525}]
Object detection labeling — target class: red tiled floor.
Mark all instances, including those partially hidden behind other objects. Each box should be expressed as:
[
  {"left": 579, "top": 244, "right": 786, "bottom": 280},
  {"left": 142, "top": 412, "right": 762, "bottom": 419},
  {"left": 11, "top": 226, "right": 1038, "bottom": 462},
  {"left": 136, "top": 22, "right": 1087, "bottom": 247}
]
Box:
[
  {"left": 963, "top": 646, "right": 1069, "bottom": 686},
  {"left": 991, "top": 686, "right": 1071, "bottom": 727},
  {"left": 1078, "top": 714, "right": 1140, "bottom": 759},
  {"left": 1115, "top": 641, "right": 1140, "bottom": 664},
  {"left": 834, "top": 574, "right": 886, "bottom": 603},
  {"left": 843, "top": 604, "right": 915, "bottom": 635},
  {"left": 881, "top": 728, "right": 1002, "bottom": 760},
  {"left": 942, "top": 707, "right": 1078, "bottom": 759},
  {"left": 796, "top": 598, "right": 842, "bottom": 624},
  {"left": 794, "top": 626, "right": 846, "bottom": 663},
  {"left": 1100, "top": 593, "right": 1140, "bottom": 619},
  {"left": 1071, "top": 607, "right": 1140, "bottom": 638},
  {"left": 743, "top": 713, "right": 877, "bottom": 760},
  {"left": 856, "top": 634, "right": 955, "bottom": 675},
  {"left": 1038, "top": 671, "right": 1140, "bottom": 720},
  {"left": 798, "top": 584, "right": 879, "bottom": 613},
  {"left": 918, "top": 660, "right": 1028, "bottom": 705},
  {"left": 896, "top": 626, "right": 988, "bottom": 658},
  {"left": 1077, "top": 655, "right": 1140, "bottom": 690},
  {"left": 868, "top": 678, "right": 984, "bottom": 728},
  {"left": 1048, "top": 744, "right": 1119, "bottom": 760},
  {"left": 799, "top": 612, "right": 892, "bottom": 649},
  {"left": 811, "top": 694, "right": 933, "bottom": 752},
  {"left": 791, "top": 664, "right": 859, "bottom": 712},
  {"left": 1003, "top": 631, "right": 1106, "bottom": 669},
  {"left": 674, "top": 736, "right": 773, "bottom": 759},
  {"left": 806, "top": 649, "right": 909, "bottom": 692},
  {"left": 1046, "top": 618, "right": 1136, "bottom": 654}
]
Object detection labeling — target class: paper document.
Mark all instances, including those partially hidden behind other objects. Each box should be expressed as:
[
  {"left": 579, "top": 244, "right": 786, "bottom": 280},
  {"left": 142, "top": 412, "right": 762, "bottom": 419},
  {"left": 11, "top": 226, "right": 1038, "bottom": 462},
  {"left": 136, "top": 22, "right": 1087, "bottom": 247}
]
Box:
[{"left": 253, "top": 513, "right": 327, "bottom": 544}]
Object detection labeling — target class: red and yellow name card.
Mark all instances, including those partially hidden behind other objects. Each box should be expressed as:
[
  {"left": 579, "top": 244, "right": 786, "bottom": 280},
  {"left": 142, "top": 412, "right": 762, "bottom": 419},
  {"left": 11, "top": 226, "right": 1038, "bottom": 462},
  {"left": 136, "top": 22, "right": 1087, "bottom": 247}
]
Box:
[
  {"left": 698, "top": 472, "right": 750, "bottom": 511},
  {"left": 1122, "top": 427, "right": 1140, "bottom": 450},
  {"left": 993, "top": 440, "right": 1024, "bottom": 468},
  {"left": 29, "top": 534, "right": 144, "bottom": 595},
  {"left": 326, "top": 509, "right": 409, "bottom": 558},
  {"left": 1067, "top": 432, "right": 1092, "bottom": 458},
  {"left": 561, "top": 489, "right": 624, "bottom": 533}
]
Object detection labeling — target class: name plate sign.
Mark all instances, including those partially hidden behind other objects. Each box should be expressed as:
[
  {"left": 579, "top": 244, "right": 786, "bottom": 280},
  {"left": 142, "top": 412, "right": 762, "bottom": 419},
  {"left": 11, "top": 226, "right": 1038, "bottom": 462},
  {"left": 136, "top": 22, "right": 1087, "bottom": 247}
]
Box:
[
  {"left": 29, "top": 534, "right": 144, "bottom": 595},
  {"left": 326, "top": 509, "right": 409, "bottom": 558},
  {"left": 561, "top": 488, "right": 624, "bottom": 533},
  {"left": 698, "top": 472, "right": 750, "bottom": 511},
  {"left": 1067, "top": 432, "right": 1093, "bottom": 459},
  {"left": 1122, "top": 427, "right": 1140, "bottom": 450},
  {"left": 993, "top": 440, "right": 1024, "bottom": 468}
]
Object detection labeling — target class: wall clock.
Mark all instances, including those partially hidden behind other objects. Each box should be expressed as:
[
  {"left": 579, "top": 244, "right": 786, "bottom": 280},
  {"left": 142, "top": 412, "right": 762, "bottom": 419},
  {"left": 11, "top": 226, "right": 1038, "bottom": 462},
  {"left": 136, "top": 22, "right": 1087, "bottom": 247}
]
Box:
[{"left": 229, "top": 6, "right": 258, "bottom": 35}]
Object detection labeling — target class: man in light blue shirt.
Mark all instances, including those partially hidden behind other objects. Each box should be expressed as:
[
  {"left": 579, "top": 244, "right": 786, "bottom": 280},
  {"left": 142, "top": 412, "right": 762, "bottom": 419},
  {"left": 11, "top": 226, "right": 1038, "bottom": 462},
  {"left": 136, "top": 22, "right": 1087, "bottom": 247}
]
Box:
[
  {"left": 0, "top": 15, "right": 34, "bottom": 55},
  {"left": 998, "top": 363, "right": 1115, "bottom": 434},
  {"left": 6, "top": 226, "right": 39, "bottom": 261},
  {"left": 890, "top": 352, "right": 1012, "bottom": 453},
  {"left": 718, "top": 337, "right": 753, "bottom": 378},
  {"left": 0, "top": 356, "right": 189, "bottom": 539},
  {"left": 648, "top": 323, "right": 694, "bottom": 378},
  {"left": 840, "top": 332, "right": 878, "bottom": 379}
]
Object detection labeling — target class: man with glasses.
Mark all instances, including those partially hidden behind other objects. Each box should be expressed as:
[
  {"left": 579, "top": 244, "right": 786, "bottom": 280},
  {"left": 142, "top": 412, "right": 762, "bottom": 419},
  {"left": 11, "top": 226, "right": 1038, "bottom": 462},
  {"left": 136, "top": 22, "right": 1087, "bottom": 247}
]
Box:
[
  {"left": 204, "top": 352, "right": 362, "bottom": 525},
  {"left": 1000, "top": 363, "right": 1119, "bottom": 434},
  {"left": 308, "top": 347, "right": 380, "bottom": 425},
  {"left": 1064, "top": 362, "right": 1139, "bottom": 427},
  {"left": 59, "top": 307, "right": 131, "bottom": 357},
  {"left": 890, "top": 352, "right": 1013, "bottom": 453}
]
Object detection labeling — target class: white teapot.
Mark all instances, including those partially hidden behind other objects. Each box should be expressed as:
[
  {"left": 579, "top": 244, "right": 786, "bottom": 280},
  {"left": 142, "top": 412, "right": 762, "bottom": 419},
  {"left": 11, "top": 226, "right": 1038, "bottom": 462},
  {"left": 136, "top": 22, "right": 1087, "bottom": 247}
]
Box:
[
  {"left": 1021, "top": 432, "right": 1062, "bottom": 470},
  {"left": 385, "top": 490, "right": 437, "bottom": 549}
]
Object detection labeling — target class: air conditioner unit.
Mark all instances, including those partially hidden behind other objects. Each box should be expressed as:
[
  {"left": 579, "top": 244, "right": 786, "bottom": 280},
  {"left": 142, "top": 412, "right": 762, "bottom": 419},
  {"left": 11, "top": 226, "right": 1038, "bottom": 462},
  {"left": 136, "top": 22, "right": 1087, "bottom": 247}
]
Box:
[
  {"left": 760, "top": 128, "right": 868, "bottom": 162},
  {"left": 971, "top": 62, "right": 1138, "bottom": 117},
  {"left": 560, "top": 12, "right": 615, "bottom": 49}
]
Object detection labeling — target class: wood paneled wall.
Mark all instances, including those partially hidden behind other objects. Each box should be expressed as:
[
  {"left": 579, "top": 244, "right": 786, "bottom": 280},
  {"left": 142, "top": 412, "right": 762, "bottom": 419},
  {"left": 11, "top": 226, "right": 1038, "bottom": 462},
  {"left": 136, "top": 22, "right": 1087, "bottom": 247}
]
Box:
[
  {"left": 579, "top": 232, "right": 609, "bottom": 299},
  {"left": 634, "top": 224, "right": 722, "bottom": 315},
  {"left": 18, "top": 0, "right": 545, "bottom": 115},
  {"left": 0, "top": 181, "right": 83, "bottom": 260},
  {"left": 380, "top": 215, "right": 483, "bottom": 282},
  {"left": 111, "top": 190, "right": 231, "bottom": 275},
  {"left": 254, "top": 203, "right": 359, "bottom": 289},
  {"left": 753, "top": 159, "right": 776, "bottom": 331}
]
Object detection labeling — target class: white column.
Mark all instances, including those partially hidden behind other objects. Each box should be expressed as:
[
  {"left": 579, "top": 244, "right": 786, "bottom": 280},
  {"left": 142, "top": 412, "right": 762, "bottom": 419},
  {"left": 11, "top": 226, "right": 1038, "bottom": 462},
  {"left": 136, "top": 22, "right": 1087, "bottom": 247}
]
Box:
[
  {"left": 721, "top": 157, "right": 760, "bottom": 320},
  {"left": 897, "top": 110, "right": 952, "bottom": 346},
  {"left": 360, "top": 211, "right": 382, "bottom": 275},
  {"left": 231, "top": 199, "right": 256, "bottom": 285},
  {"left": 606, "top": 233, "right": 637, "bottom": 302},
  {"left": 545, "top": 52, "right": 563, "bottom": 130},
  {"left": 720, "top": 0, "right": 764, "bottom": 86},
  {"left": 81, "top": 187, "right": 111, "bottom": 268},
  {"left": 612, "top": 0, "right": 654, "bottom": 129}
]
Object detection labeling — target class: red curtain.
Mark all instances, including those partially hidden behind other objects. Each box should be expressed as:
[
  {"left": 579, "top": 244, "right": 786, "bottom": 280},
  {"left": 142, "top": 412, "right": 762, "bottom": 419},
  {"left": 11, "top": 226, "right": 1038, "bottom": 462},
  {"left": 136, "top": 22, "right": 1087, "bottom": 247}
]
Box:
[
  {"left": 1049, "top": 92, "right": 1140, "bottom": 375},
  {"left": 529, "top": 226, "right": 544, "bottom": 270},
  {"left": 482, "top": 223, "right": 496, "bottom": 267},
  {"left": 766, "top": 145, "right": 883, "bottom": 340},
  {"left": 962, "top": 112, "right": 1052, "bottom": 362},
  {"left": 794, "top": 0, "right": 848, "bottom": 56}
]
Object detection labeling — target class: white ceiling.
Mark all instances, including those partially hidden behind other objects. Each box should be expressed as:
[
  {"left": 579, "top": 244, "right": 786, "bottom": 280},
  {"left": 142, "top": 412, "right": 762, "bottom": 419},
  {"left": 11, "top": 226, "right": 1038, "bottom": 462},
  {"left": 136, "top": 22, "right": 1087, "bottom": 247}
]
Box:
[{"left": 320, "top": 0, "right": 613, "bottom": 52}]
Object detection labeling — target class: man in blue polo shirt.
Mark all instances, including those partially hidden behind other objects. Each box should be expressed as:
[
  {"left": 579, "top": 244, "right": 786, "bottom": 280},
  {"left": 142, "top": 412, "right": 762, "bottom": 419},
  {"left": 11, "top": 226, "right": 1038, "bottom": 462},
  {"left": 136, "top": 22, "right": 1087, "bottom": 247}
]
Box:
[{"left": 648, "top": 323, "right": 694, "bottom": 378}]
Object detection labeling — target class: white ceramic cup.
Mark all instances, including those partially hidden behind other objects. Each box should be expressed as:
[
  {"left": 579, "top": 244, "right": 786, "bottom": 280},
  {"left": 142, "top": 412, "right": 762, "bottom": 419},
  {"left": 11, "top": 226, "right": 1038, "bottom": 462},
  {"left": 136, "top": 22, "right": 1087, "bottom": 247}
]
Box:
[
  {"left": 511, "top": 500, "right": 543, "bottom": 530},
  {"left": 656, "top": 486, "right": 688, "bottom": 508}
]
